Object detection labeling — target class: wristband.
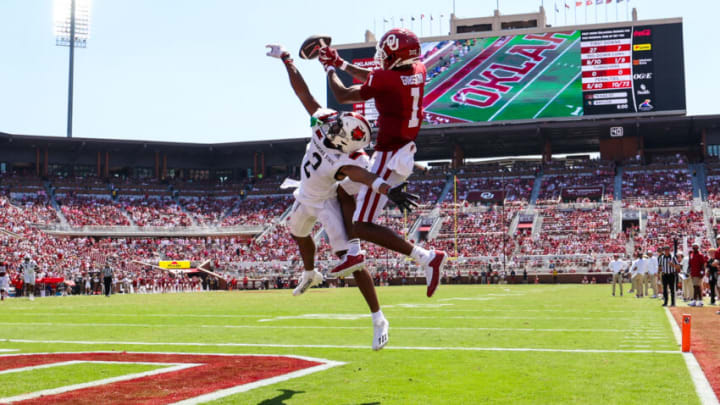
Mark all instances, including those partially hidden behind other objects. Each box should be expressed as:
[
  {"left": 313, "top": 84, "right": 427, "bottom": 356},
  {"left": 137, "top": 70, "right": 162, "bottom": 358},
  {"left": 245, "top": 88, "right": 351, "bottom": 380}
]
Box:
[
  {"left": 371, "top": 178, "right": 388, "bottom": 194},
  {"left": 339, "top": 61, "right": 348, "bottom": 71},
  {"left": 324, "top": 65, "right": 336, "bottom": 73}
]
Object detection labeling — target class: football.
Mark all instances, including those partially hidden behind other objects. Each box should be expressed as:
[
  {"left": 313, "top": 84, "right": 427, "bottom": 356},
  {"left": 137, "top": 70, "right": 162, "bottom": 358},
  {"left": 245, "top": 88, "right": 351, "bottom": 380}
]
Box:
[{"left": 298, "top": 34, "right": 332, "bottom": 59}]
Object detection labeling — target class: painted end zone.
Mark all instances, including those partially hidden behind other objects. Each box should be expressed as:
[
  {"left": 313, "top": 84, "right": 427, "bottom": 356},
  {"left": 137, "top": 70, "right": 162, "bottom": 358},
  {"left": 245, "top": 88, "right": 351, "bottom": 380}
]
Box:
[{"left": 0, "top": 352, "right": 343, "bottom": 404}]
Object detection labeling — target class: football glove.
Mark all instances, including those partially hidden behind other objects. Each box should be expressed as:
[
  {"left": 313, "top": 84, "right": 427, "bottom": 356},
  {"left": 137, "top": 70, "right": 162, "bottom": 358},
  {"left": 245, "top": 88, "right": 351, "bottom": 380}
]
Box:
[
  {"left": 266, "top": 44, "right": 291, "bottom": 61},
  {"left": 387, "top": 182, "right": 419, "bottom": 214},
  {"left": 319, "top": 47, "right": 346, "bottom": 72}
]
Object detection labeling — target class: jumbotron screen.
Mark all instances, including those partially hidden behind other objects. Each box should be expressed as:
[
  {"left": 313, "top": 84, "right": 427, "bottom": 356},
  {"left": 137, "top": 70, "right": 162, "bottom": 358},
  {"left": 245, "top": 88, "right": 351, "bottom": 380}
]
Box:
[{"left": 327, "top": 22, "right": 685, "bottom": 126}]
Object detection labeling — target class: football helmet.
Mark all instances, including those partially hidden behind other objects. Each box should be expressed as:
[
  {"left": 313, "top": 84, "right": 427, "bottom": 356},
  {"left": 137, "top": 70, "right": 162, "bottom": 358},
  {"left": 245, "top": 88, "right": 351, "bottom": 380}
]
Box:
[
  {"left": 312, "top": 109, "right": 371, "bottom": 153},
  {"left": 374, "top": 28, "right": 421, "bottom": 70}
]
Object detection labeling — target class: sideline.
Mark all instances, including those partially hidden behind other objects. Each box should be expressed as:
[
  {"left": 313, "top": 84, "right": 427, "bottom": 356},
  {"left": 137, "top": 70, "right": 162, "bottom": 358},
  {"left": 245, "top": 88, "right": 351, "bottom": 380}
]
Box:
[{"left": 664, "top": 307, "right": 719, "bottom": 405}]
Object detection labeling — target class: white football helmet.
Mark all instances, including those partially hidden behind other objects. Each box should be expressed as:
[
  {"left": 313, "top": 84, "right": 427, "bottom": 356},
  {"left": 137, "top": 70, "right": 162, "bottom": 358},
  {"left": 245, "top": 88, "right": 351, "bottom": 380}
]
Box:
[{"left": 322, "top": 111, "right": 372, "bottom": 153}]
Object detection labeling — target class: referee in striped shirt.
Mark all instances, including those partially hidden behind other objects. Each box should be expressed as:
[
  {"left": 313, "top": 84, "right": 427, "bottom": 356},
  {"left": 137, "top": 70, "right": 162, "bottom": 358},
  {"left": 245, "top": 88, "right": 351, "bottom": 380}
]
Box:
[{"left": 659, "top": 246, "right": 680, "bottom": 307}]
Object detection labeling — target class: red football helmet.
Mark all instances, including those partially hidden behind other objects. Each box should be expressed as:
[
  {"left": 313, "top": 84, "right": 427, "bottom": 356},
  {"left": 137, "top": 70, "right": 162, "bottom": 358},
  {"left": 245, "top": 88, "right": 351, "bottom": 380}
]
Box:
[{"left": 374, "top": 28, "right": 421, "bottom": 70}]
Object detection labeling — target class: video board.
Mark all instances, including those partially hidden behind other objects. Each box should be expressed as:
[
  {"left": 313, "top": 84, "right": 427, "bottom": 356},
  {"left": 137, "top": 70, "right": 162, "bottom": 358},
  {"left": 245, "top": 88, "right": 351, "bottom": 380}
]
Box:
[{"left": 327, "top": 22, "right": 685, "bottom": 126}]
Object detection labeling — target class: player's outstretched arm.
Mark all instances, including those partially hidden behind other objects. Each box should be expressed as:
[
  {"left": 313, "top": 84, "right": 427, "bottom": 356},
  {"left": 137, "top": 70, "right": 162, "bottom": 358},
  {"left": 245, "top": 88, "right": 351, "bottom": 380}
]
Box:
[
  {"left": 340, "top": 166, "right": 419, "bottom": 213},
  {"left": 266, "top": 44, "right": 321, "bottom": 116},
  {"left": 327, "top": 70, "right": 366, "bottom": 104}
]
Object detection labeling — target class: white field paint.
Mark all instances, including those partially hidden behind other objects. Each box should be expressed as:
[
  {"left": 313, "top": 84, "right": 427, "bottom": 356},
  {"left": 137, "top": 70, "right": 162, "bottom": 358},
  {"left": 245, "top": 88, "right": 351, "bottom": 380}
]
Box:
[
  {"left": 0, "top": 321, "right": 674, "bottom": 334},
  {"left": 0, "top": 338, "right": 682, "bottom": 354},
  {"left": 664, "top": 308, "right": 720, "bottom": 405},
  {"left": 258, "top": 314, "right": 370, "bottom": 322},
  {"left": 382, "top": 303, "right": 454, "bottom": 308}
]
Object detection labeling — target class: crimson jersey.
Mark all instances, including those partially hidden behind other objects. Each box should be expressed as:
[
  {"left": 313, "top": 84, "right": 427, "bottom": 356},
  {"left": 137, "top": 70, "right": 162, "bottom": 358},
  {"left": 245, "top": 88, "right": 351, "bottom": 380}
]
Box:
[{"left": 359, "top": 62, "right": 426, "bottom": 151}]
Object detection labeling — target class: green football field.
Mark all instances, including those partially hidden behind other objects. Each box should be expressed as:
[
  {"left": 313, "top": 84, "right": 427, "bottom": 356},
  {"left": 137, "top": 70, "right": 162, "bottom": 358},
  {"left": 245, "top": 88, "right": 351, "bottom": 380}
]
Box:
[
  {"left": 0, "top": 285, "right": 701, "bottom": 404},
  {"left": 424, "top": 31, "right": 584, "bottom": 123}
]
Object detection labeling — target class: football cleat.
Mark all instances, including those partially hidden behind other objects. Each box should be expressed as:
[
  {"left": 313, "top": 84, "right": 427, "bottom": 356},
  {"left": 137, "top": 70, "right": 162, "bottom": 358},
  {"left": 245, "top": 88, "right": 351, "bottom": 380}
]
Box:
[
  {"left": 373, "top": 318, "right": 389, "bottom": 351},
  {"left": 293, "top": 270, "right": 324, "bottom": 296},
  {"left": 331, "top": 252, "right": 366, "bottom": 278},
  {"left": 425, "top": 250, "right": 447, "bottom": 298}
]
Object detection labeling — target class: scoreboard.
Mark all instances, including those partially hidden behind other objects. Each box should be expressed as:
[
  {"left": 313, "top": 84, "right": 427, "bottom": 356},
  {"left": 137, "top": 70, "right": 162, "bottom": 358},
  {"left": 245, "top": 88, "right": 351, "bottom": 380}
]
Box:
[
  {"left": 328, "top": 20, "right": 686, "bottom": 127},
  {"left": 581, "top": 24, "right": 682, "bottom": 115}
]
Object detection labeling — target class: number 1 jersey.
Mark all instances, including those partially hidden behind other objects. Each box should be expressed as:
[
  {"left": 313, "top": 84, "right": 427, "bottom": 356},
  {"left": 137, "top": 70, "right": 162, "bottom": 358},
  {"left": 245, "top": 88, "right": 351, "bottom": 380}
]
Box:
[
  {"left": 294, "top": 127, "right": 369, "bottom": 209},
  {"left": 358, "top": 62, "right": 426, "bottom": 152}
]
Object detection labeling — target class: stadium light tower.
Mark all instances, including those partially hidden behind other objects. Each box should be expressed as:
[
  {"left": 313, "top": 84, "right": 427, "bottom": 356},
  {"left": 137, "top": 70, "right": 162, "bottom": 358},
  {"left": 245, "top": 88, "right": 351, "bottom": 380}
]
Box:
[{"left": 54, "top": 0, "right": 91, "bottom": 138}]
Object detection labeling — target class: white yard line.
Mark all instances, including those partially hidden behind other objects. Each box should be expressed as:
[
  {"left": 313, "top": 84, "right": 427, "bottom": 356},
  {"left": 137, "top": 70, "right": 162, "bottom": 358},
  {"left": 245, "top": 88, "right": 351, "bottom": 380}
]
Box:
[
  {"left": 0, "top": 349, "right": 18, "bottom": 353},
  {"left": 0, "top": 338, "right": 681, "bottom": 354},
  {"left": 0, "top": 362, "right": 200, "bottom": 403},
  {"left": 532, "top": 71, "right": 582, "bottom": 119},
  {"left": 488, "top": 37, "right": 580, "bottom": 121},
  {"left": 0, "top": 321, "right": 667, "bottom": 334},
  {"left": 0, "top": 360, "right": 186, "bottom": 375},
  {"left": 664, "top": 308, "right": 720, "bottom": 405},
  {"left": 2, "top": 312, "right": 265, "bottom": 318}
]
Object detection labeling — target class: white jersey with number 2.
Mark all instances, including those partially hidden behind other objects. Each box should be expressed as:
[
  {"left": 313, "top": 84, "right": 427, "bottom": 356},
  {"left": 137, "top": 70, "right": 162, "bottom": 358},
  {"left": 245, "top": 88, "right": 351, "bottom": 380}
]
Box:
[{"left": 294, "top": 112, "right": 369, "bottom": 209}]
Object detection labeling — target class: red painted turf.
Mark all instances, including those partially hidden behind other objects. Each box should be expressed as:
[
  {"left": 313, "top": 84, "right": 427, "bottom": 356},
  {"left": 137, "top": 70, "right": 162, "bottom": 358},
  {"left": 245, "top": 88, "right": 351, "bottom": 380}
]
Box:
[{"left": 1, "top": 352, "right": 322, "bottom": 404}]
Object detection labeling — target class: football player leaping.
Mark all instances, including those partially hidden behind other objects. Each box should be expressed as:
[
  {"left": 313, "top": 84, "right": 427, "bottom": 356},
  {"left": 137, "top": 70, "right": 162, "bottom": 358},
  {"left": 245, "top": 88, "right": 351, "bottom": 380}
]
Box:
[
  {"left": 318, "top": 28, "right": 447, "bottom": 297},
  {"left": 267, "top": 44, "right": 418, "bottom": 350}
]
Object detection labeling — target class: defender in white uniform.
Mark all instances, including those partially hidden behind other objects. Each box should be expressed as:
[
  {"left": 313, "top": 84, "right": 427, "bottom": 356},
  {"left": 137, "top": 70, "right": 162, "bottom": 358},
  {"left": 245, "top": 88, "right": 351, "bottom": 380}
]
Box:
[
  {"left": 288, "top": 109, "right": 370, "bottom": 262},
  {"left": 20, "top": 255, "right": 37, "bottom": 301},
  {"left": 268, "top": 44, "right": 418, "bottom": 351}
]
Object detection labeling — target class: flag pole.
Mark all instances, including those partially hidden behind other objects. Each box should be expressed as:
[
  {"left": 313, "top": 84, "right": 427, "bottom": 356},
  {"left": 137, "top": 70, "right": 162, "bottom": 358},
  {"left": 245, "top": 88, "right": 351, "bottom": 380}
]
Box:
[
  {"left": 574, "top": 2, "right": 577, "bottom": 25},
  {"left": 626, "top": 1, "right": 629, "bottom": 21},
  {"left": 595, "top": 1, "right": 598, "bottom": 23}
]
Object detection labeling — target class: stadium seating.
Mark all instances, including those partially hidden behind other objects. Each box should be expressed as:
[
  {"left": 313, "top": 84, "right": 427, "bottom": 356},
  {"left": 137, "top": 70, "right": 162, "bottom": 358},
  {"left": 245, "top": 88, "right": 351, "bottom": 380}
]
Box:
[
  {"left": 622, "top": 163, "right": 693, "bottom": 207},
  {"left": 1, "top": 154, "right": 717, "bottom": 289}
]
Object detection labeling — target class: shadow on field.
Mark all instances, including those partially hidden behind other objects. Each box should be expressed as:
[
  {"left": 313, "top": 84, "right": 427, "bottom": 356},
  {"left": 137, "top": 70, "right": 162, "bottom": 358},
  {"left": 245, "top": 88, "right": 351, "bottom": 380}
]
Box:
[{"left": 257, "top": 389, "right": 305, "bottom": 404}]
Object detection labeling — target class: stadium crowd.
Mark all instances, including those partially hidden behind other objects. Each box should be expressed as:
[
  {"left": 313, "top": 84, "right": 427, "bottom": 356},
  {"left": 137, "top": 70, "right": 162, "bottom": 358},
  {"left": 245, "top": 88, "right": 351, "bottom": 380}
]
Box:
[{"left": 1, "top": 155, "right": 720, "bottom": 303}]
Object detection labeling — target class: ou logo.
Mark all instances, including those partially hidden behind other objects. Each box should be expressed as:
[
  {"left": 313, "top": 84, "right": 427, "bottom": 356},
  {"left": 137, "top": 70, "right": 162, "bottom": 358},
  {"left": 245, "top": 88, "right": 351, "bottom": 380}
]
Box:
[
  {"left": 385, "top": 34, "right": 399, "bottom": 51},
  {"left": 481, "top": 192, "right": 494, "bottom": 199}
]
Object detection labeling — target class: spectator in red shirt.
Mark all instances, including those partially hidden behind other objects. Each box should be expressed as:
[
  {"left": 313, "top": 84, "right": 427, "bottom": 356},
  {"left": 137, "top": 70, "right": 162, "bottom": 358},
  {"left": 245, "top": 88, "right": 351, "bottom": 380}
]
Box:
[{"left": 688, "top": 243, "right": 706, "bottom": 306}]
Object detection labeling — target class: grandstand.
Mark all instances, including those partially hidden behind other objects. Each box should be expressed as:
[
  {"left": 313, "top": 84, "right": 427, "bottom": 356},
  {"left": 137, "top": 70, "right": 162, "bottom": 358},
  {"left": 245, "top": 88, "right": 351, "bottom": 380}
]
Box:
[{"left": 1, "top": 111, "right": 719, "bottom": 289}]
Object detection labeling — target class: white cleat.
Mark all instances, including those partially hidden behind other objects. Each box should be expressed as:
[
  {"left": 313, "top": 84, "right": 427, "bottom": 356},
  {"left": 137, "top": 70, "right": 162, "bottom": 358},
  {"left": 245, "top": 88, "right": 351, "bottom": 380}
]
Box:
[
  {"left": 372, "top": 318, "right": 389, "bottom": 351},
  {"left": 293, "top": 269, "right": 324, "bottom": 296}
]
